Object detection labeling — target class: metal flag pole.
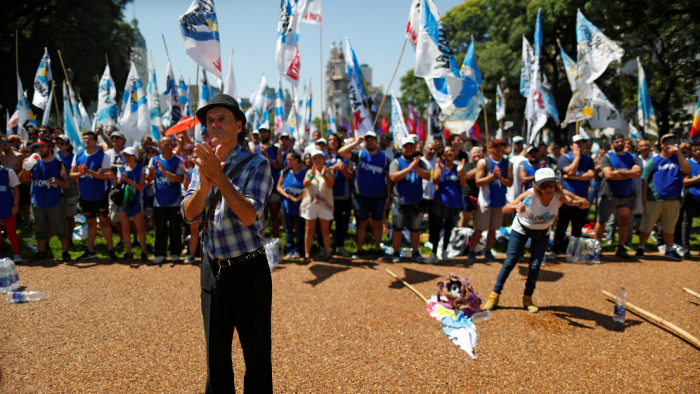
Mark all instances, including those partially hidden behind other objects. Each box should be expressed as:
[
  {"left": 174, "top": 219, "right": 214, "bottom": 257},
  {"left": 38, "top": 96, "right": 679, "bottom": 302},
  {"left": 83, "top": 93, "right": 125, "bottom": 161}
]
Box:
[
  {"left": 319, "top": 23, "right": 325, "bottom": 137},
  {"left": 372, "top": 37, "right": 408, "bottom": 130}
]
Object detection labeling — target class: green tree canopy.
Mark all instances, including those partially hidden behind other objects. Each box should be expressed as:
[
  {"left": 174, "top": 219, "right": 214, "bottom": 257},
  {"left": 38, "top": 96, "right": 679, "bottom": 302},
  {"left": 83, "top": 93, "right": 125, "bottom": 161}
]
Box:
[
  {"left": 400, "top": 0, "right": 700, "bottom": 138},
  {"left": 1, "top": 0, "right": 135, "bottom": 130}
]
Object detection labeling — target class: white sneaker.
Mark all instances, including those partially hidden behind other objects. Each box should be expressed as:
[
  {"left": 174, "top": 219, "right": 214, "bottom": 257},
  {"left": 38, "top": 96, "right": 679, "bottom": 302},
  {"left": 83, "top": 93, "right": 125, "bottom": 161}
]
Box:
[
  {"left": 172, "top": 255, "right": 181, "bottom": 262},
  {"left": 425, "top": 253, "right": 438, "bottom": 264},
  {"left": 546, "top": 251, "right": 557, "bottom": 260},
  {"left": 153, "top": 256, "right": 166, "bottom": 264},
  {"left": 184, "top": 255, "right": 196, "bottom": 264},
  {"left": 291, "top": 252, "right": 301, "bottom": 259},
  {"left": 13, "top": 254, "right": 22, "bottom": 262},
  {"left": 284, "top": 253, "right": 295, "bottom": 259},
  {"left": 337, "top": 246, "right": 350, "bottom": 257}
]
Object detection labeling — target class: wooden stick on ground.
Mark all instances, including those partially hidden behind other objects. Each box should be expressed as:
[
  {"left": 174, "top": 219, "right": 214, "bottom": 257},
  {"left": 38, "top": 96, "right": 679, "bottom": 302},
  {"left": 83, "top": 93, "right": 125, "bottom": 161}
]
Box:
[
  {"left": 682, "top": 287, "right": 700, "bottom": 300},
  {"left": 602, "top": 290, "right": 700, "bottom": 349},
  {"left": 386, "top": 269, "right": 428, "bottom": 304}
]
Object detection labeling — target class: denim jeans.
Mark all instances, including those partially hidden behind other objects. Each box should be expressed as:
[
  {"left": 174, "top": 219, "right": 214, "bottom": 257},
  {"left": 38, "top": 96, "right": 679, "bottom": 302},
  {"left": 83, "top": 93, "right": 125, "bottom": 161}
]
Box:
[
  {"left": 283, "top": 210, "right": 305, "bottom": 255},
  {"left": 493, "top": 229, "right": 548, "bottom": 296}
]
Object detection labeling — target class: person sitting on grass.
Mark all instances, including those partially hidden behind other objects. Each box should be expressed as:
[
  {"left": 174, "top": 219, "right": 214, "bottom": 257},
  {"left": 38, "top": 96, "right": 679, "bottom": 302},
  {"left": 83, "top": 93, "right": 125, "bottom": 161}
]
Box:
[
  {"left": 482, "top": 168, "right": 590, "bottom": 313},
  {"left": 300, "top": 150, "right": 335, "bottom": 263},
  {"left": 115, "top": 147, "right": 148, "bottom": 261}
]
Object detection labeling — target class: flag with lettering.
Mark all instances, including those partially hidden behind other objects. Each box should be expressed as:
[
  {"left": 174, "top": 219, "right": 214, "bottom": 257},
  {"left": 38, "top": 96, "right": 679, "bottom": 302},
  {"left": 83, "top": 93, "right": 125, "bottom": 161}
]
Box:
[
  {"left": 637, "top": 58, "right": 658, "bottom": 138},
  {"left": 390, "top": 91, "right": 409, "bottom": 150},
  {"left": 96, "top": 64, "right": 119, "bottom": 127},
  {"left": 223, "top": 49, "right": 238, "bottom": 103},
  {"left": 327, "top": 105, "right": 337, "bottom": 134},
  {"left": 276, "top": 0, "right": 307, "bottom": 86},
  {"left": 62, "top": 81, "right": 84, "bottom": 151},
  {"left": 426, "top": 95, "right": 443, "bottom": 144},
  {"left": 32, "top": 48, "right": 53, "bottom": 110},
  {"left": 496, "top": 84, "right": 505, "bottom": 121},
  {"left": 525, "top": 58, "right": 547, "bottom": 144},
  {"left": 118, "top": 61, "right": 150, "bottom": 143},
  {"left": 413, "top": 0, "right": 460, "bottom": 80},
  {"left": 162, "top": 61, "right": 182, "bottom": 128},
  {"left": 345, "top": 38, "right": 375, "bottom": 137},
  {"left": 14, "top": 74, "right": 38, "bottom": 140},
  {"left": 576, "top": 10, "right": 624, "bottom": 84},
  {"left": 519, "top": 36, "right": 534, "bottom": 96},
  {"left": 179, "top": 0, "right": 222, "bottom": 80},
  {"left": 148, "top": 55, "right": 162, "bottom": 140},
  {"left": 301, "top": 0, "right": 321, "bottom": 24}
]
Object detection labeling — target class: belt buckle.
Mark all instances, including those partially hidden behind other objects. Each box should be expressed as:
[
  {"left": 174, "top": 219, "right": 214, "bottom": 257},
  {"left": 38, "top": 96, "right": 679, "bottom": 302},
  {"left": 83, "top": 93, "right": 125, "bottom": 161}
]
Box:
[{"left": 217, "top": 258, "right": 232, "bottom": 267}]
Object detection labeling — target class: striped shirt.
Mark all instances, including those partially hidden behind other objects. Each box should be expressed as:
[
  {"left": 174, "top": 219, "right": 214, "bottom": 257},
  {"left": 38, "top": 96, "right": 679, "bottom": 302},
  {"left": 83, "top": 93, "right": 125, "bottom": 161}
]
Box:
[{"left": 180, "top": 144, "right": 273, "bottom": 259}]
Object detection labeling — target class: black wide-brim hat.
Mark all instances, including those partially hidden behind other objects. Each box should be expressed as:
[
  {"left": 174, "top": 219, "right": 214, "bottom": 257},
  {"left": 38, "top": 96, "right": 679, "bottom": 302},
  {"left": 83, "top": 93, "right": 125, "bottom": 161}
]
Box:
[{"left": 196, "top": 94, "right": 247, "bottom": 128}]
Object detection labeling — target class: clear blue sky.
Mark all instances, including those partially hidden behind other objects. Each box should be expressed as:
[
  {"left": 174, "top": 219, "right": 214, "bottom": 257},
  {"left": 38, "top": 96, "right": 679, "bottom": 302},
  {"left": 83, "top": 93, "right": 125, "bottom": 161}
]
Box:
[{"left": 124, "top": 0, "right": 464, "bottom": 117}]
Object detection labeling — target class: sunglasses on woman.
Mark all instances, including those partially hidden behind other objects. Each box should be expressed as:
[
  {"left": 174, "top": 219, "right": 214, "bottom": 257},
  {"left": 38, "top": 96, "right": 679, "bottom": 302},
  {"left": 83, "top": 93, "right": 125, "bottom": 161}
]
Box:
[{"left": 540, "top": 182, "right": 555, "bottom": 189}]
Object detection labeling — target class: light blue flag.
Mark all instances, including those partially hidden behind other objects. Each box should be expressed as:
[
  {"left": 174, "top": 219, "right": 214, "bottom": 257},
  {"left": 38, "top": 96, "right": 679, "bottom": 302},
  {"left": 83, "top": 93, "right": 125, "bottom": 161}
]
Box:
[
  {"left": 534, "top": 8, "right": 542, "bottom": 59},
  {"left": 96, "top": 65, "right": 119, "bottom": 127},
  {"left": 327, "top": 106, "right": 337, "bottom": 134},
  {"left": 178, "top": 73, "right": 191, "bottom": 118},
  {"left": 461, "top": 40, "right": 482, "bottom": 88},
  {"left": 637, "top": 58, "right": 658, "bottom": 138},
  {"left": 162, "top": 62, "right": 181, "bottom": 127},
  {"left": 179, "top": 0, "right": 222, "bottom": 80},
  {"left": 274, "top": 76, "right": 288, "bottom": 135},
  {"left": 390, "top": 91, "right": 409, "bottom": 150},
  {"left": 148, "top": 56, "right": 162, "bottom": 141},
  {"left": 519, "top": 36, "right": 534, "bottom": 97},
  {"left": 62, "top": 82, "right": 84, "bottom": 151},
  {"left": 32, "top": 47, "right": 53, "bottom": 109}
]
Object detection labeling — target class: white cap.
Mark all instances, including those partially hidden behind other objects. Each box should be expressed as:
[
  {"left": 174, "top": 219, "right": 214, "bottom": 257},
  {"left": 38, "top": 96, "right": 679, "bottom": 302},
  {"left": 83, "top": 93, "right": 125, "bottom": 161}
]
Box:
[
  {"left": 316, "top": 138, "right": 327, "bottom": 145},
  {"left": 572, "top": 134, "right": 588, "bottom": 143},
  {"left": 401, "top": 137, "right": 416, "bottom": 147},
  {"left": 513, "top": 136, "right": 524, "bottom": 143},
  {"left": 364, "top": 131, "right": 378, "bottom": 139},
  {"left": 280, "top": 132, "right": 290, "bottom": 138},
  {"left": 526, "top": 145, "right": 538, "bottom": 154},
  {"left": 311, "top": 149, "right": 325, "bottom": 158},
  {"left": 252, "top": 129, "right": 259, "bottom": 134},
  {"left": 534, "top": 168, "right": 556, "bottom": 186},
  {"left": 123, "top": 147, "right": 138, "bottom": 156}
]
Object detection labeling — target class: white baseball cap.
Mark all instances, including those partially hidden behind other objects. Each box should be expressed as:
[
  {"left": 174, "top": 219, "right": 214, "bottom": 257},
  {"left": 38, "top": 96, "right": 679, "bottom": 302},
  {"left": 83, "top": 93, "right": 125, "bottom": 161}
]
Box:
[
  {"left": 123, "top": 147, "right": 138, "bottom": 156},
  {"left": 316, "top": 138, "right": 327, "bottom": 145},
  {"left": 572, "top": 134, "right": 588, "bottom": 143},
  {"left": 534, "top": 168, "right": 556, "bottom": 186},
  {"left": 311, "top": 149, "right": 325, "bottom": 158},
  {"left": 401, "top": 137, "right": 416, "bottom": 147},
  {"left": 513, "top": 136, "right": 524, "bottom": 144},
  {"left": 364, "top": 131, "right": 378, "bottom": 139}
]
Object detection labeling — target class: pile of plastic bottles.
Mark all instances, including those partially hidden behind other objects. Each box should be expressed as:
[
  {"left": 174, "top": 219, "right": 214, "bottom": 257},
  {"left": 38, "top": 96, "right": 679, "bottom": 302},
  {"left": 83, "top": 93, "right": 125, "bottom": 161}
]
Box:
[
  {"left": 0, "top": 257, "right": 20, "bottom": 293},
  {"left": 566, "top": 236, "right": 601, "bottom": 264}
]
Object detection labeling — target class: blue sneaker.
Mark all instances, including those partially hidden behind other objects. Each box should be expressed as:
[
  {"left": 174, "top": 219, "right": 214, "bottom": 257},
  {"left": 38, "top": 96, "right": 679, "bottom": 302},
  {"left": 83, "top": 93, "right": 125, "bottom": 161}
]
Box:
[
  {"left": 468, "top": 251, "right": 477, "bottom": 262},
  {"left": 484, "top": 250, "right": 497, "bottom": 261}
]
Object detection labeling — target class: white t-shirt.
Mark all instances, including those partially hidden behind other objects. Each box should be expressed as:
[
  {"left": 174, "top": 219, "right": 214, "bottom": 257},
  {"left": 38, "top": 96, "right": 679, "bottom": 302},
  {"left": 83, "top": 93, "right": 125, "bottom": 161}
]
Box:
[
  {"left": 71, "top": 149, "right": 111, "bottom": 169},
  {"left": 421, "top": 156, "right": 437, "bottom": 200},
  {"left": 1, "top": 168, "right": 20, "bottom": 189},
  {"left": 511, "top": 189, "right": 562, "bottom": 235},
  {"left": 105, "top": 149, "right": 126, "bottom": 169},
  {"left": 303, "top": 142, "right": 318, "bottom": 158},
  {"left": 507, "top": 154, "right": 527, "bottom": 202}
]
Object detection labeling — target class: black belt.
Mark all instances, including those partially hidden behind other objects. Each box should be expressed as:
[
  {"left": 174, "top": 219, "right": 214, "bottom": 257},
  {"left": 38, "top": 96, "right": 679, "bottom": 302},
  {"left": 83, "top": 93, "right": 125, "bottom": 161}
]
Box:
[{"left": 208, "top": 247, "right": 266, "bottom": 267}]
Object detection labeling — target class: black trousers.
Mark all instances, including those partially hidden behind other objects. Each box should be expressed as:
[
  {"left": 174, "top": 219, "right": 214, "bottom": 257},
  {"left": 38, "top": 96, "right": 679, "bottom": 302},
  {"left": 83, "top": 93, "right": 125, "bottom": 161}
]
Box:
[
  {"left": 332, "top": 198, "right": 352, "bottom": 249},
  {"left": 201, "top": 253, "right": 273, "bottom": 394},
  {"left": 553, "top": 204, "right": 589, "bottom": 254},
  {"left": 429, "top": 201, "right": 459, "bottom": 254},
  {"left": 674, "top": 195, "right": 699, "bottom": 250},
  {"left": 153, "top": 206, "right": 182, "bottom": 257}
]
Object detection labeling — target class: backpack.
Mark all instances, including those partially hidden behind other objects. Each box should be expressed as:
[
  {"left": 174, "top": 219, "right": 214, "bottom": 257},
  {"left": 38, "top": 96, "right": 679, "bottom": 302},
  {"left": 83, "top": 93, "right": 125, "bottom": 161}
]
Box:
[{"left": 436, "top": 273, "right": 482, "bottom": 317}]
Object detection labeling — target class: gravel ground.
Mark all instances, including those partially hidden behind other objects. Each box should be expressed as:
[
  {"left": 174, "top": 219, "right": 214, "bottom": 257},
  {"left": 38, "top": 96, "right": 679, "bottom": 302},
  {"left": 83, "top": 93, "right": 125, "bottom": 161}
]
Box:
[{"left": 2, "top": 252, "right": 699, "bottom": 393}]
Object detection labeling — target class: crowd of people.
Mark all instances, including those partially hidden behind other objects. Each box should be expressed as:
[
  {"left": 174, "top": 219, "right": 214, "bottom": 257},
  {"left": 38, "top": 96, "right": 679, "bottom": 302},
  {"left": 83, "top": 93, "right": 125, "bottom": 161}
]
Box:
[{"left": 2, "top": 122, "right": 699, "bottom": 270}]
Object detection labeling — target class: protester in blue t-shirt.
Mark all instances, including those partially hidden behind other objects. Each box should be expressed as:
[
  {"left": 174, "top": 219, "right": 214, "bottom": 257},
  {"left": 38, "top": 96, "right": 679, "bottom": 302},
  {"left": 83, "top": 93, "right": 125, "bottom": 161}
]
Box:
[
  {"left": 116, "top": 147, "right": 148, "bottom": 261},
  {"left": 429, "top": 146, "right": 467, "bottom": 262},
  {"left": 70, "top": 131, "right": 117, "bottom": 261},
  {"left": 338, "top": 131, "right": 390, "bottom": 259},
  {"left": 148, "top": 137, "right": 185, "bottom": 264},
  {"left": 553, "top": 135, "right": 595, "bottom": 255},
  {"left": 635, "top": 134, "right": 691, "bottom": 260},
  {"left": 325, "top": 131, "right": 355, "bottom": 257},
  {"left": 594, "top": 133, "right": 641, "bottom": 259},
  {"left": 19, "top": 138, "right": 71, "bottom": 261},
  {"left": 519, "top": 145, "right": 546, "bottom": 192},
  {"left": 675, "top": 141, "right": 700, "bottom": 258},
  {"left": 388, "top": 138, "right": 430, "bottom": 263},
  {"left": 277, "top": 151, "right": 306, "bottom": 259}
]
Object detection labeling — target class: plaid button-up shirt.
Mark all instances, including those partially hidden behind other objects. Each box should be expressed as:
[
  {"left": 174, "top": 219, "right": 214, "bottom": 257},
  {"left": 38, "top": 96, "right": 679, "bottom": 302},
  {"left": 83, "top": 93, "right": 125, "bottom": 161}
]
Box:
[{"left": 181, "top": 144, "right": 273, "bottom": 259}]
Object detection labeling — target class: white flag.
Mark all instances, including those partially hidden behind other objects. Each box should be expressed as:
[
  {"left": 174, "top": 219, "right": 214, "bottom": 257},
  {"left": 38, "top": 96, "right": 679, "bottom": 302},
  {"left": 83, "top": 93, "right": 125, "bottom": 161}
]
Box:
[
  {"left": 15, "top": 74, "right": 38, "bottom": 140},
  {"left": 587, "top": 85, "right": 623, "bottom": 129},
  {"left": 576, "top": 10, "right": 624, "bottom": 84},
  {"left": 390, "top": 91, "right": 409, "bottom": 150},
  {"left": 496, "top": 84, "right": 506, "bottom": 121},
  {"left": 118, "top": 61, "right": 150, "bottom": 143},
  {"left": 162, "top": 61, "right": 182, "bottom": 128},
  {"left": 297, "top": 78, "right": 312, "bottom": 146},
  {"left": 276, "top": 0, "right": 307, "bottom": 86},
  {"left": 147, "top": 54, "right": 162, "bottom": 140},
  {"left": 41, "top": 85, "right": 54, "bottom": 126},
  {"left": 345, "top": 38, "right": 375, "bottom": 137},
  {"left": 327, "top": 105, "right": 337, "bottom": 133},
  {"left": 519, "top": 36, "right": 535, "bottom": 96},
  {"left": 62, "top": 82, "right": 84, "bottom": 151},
  {"left": 525, "top": 59, "right": 547, "bottom": 144},
  {"left": 223, "top": 49, "right": 238, "bottom": 102},
  {"left": 32, "top": 48, "right": 53, "bottom": 110},
  {"left": 196, "top": 69, "right": 213, "bottom": 143},
  {"left": 301, "top": 0, "right": 321, "bottom": 24},
  {"left": 179, "top": 0, "right": 222, "bottom": 80},
  {"left": 413, "top": 0, "right": 461, "bottom": 80},
  {"left": 96, "top": 64, "right": 119, "bottom": 127}
]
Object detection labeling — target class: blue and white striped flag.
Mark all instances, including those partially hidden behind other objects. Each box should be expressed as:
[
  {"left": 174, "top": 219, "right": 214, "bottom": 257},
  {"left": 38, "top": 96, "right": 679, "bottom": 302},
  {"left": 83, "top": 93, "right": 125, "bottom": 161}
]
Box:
[
  {"left": 162, "top": 61, "right": 181, "bottom": 128},
  {"left": 62, "top": 81, "right": 84, "bottom": 151},
  {"left": 637, "top": 58, "right": 658, "bottom": 138},
  {"left": 32, "top": 48, "right": 53, "bottom": 110},
  {"left": 148, "top": 54, "right": 162, "bottom": 140},
  {"left": 179, "top": 0, "right": 222, "bottom": 80},
  {"left": 118, "top": 61, "right": 150, "bottom": 143},
  {"left": 345, "top": 38, "right": 374, "bottom": 136},
  {"left": 178, "top": 72, "right": 192, "bottom": 118},
  {"left": 96, "top": 64, "right": 119, "bottom": 127},
  {"left": 327, "top": 105, "right": 337, "bottom": 134},
  {"left": 390, "top": 91, "right": 409, "bottom": 150},
  {"left": 276, "top": 0, "right": 307, "bottom": 87},
  {"left": 274, "top": 76, "right": 288, "bottom": 135},
  {"left": 576, "top": 10, "right": 624, "bottom": 84},
  {"left": 195, "top": 69, "right": 213, "bottom": 143}
]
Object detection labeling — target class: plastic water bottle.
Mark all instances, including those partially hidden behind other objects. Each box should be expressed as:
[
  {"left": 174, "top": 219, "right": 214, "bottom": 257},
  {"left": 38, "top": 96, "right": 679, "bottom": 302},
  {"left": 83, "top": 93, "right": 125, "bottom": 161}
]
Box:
[
  {"left": 471, "top": 310, "right": 492, "bottom": 323},
  {"left": 523, "top": 196, "right": 532, "bottom": 207},
  {"left": 22, "top": 153, "right": 40, "bottom": 171},
  {"left": 7, "top": 259, "right": 19, "bottom": 291},
  {"left": 613, "top": 287, "right": 627, "bottom": 323},
  {"left": 591, "top": 240, "right": 601, "bottom": 265},
  {"left": 6, "top": 290, "right": 45, "bottom": 303},
  {"left": 0, "top": 258, "right": 19, "bottom": 293}
]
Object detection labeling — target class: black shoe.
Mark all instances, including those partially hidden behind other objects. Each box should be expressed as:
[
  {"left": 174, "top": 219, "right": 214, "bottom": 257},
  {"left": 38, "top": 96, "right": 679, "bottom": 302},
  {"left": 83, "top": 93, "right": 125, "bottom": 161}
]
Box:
[
  {"left": 141, "top": 252, "right": 148, "bottom": 261},
  {"left": 665, "top": 249, "right": 683, "bottom": 261},
  {"left": 115, "top": 240, "right": 125, "bottom": 249},
  {"left": 31, "top": 251, "right": 47, "bottom": 261},
  {"left": 375, "top": 249, "right": 386, "bottom": 259},
  {"left": 682, "top": 251, "right": 692, "bottom": 259},
  {"left": 615, "top": 247, "right": 630, "bottom": 259},
  {"left": 635, "top": 248, "right": 645, "bottom": 258},
  {"left": 108, "top": 249, "right": 118, "bottom": 261},
  {"left": 78, "top": 250, "right": 97, "bottom": 260},
  {"left": 122, "top": 252, "right": 133, "bottom": 261},
  {"left": 62, "top": 251, "right": 71, "bottom": 262}
]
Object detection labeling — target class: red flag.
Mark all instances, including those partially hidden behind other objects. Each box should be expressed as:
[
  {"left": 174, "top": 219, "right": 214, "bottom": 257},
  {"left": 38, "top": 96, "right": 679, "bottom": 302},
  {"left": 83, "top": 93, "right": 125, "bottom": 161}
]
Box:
[
  {"left": 468, "top": 123, "right": 481, "bottom": 142},
  {"left": 443, "top": 127, "right": 452, "bottom": 143},
  {"left": 381, "top": 116, "right": 389, "bottom": 133},
  {"left": 408, "top": 105, "right": 417, "bottom": 134},
  {"left": 419, "top": 118, "right": 426, "bottom": 142}
]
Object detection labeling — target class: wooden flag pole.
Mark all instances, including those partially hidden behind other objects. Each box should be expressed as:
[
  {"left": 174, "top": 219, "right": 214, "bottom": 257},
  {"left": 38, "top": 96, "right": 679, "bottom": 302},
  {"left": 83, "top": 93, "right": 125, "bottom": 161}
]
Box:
[
  {"left": 105, "top": 54, "right": 109, "bottom": 66},
  {"left": 15, "top": 30, "right": 19, "bottom": 74},
  {"left": 372, "top": 37, "right": 408, "bottom": 130},
  {"left": 682, "top": 287, "right": 700, "bottom": 300},
  {"left": 57, "top": 50, "right": 71, "bottom": 83},
  {"left": 576, "top": 121, "right": 580, "bottom": 135},
  {"left": 386, "top": 269, "right": 428, "bottom": 304},
  {"left": 602, "top": 290, "right": 700, "bottom": 349},
  {"left": 52, "top": 80, "right": 62, "bottom": 127}
]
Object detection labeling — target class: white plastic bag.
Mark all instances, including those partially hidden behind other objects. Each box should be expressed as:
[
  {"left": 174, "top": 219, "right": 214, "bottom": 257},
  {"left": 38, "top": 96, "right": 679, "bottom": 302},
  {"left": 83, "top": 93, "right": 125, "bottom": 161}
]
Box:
[
  {"left": 73, "top": 223, "right": 88, "bottom": 241},
  {"left": 265, "top": 238, "right": 281, "bottom": 270}
]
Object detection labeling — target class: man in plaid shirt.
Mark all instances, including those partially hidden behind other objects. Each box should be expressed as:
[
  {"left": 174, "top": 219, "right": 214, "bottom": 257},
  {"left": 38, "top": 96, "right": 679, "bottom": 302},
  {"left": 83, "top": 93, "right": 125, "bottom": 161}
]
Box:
[{"left": 182, "top": 94, "right": 273, "bottom": 394}]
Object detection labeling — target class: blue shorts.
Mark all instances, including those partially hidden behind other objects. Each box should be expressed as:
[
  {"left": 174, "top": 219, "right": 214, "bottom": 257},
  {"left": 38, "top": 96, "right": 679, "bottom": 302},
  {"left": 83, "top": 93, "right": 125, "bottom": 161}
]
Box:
[
  {"left": 354, "top": 195, "right": 385, "bottom": 222},
  {"left": 391, "top": 202, "right": 425, "bottom": 232},
  {"left": 463, "top": 194, "right": 477, "bottom": 212}
]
